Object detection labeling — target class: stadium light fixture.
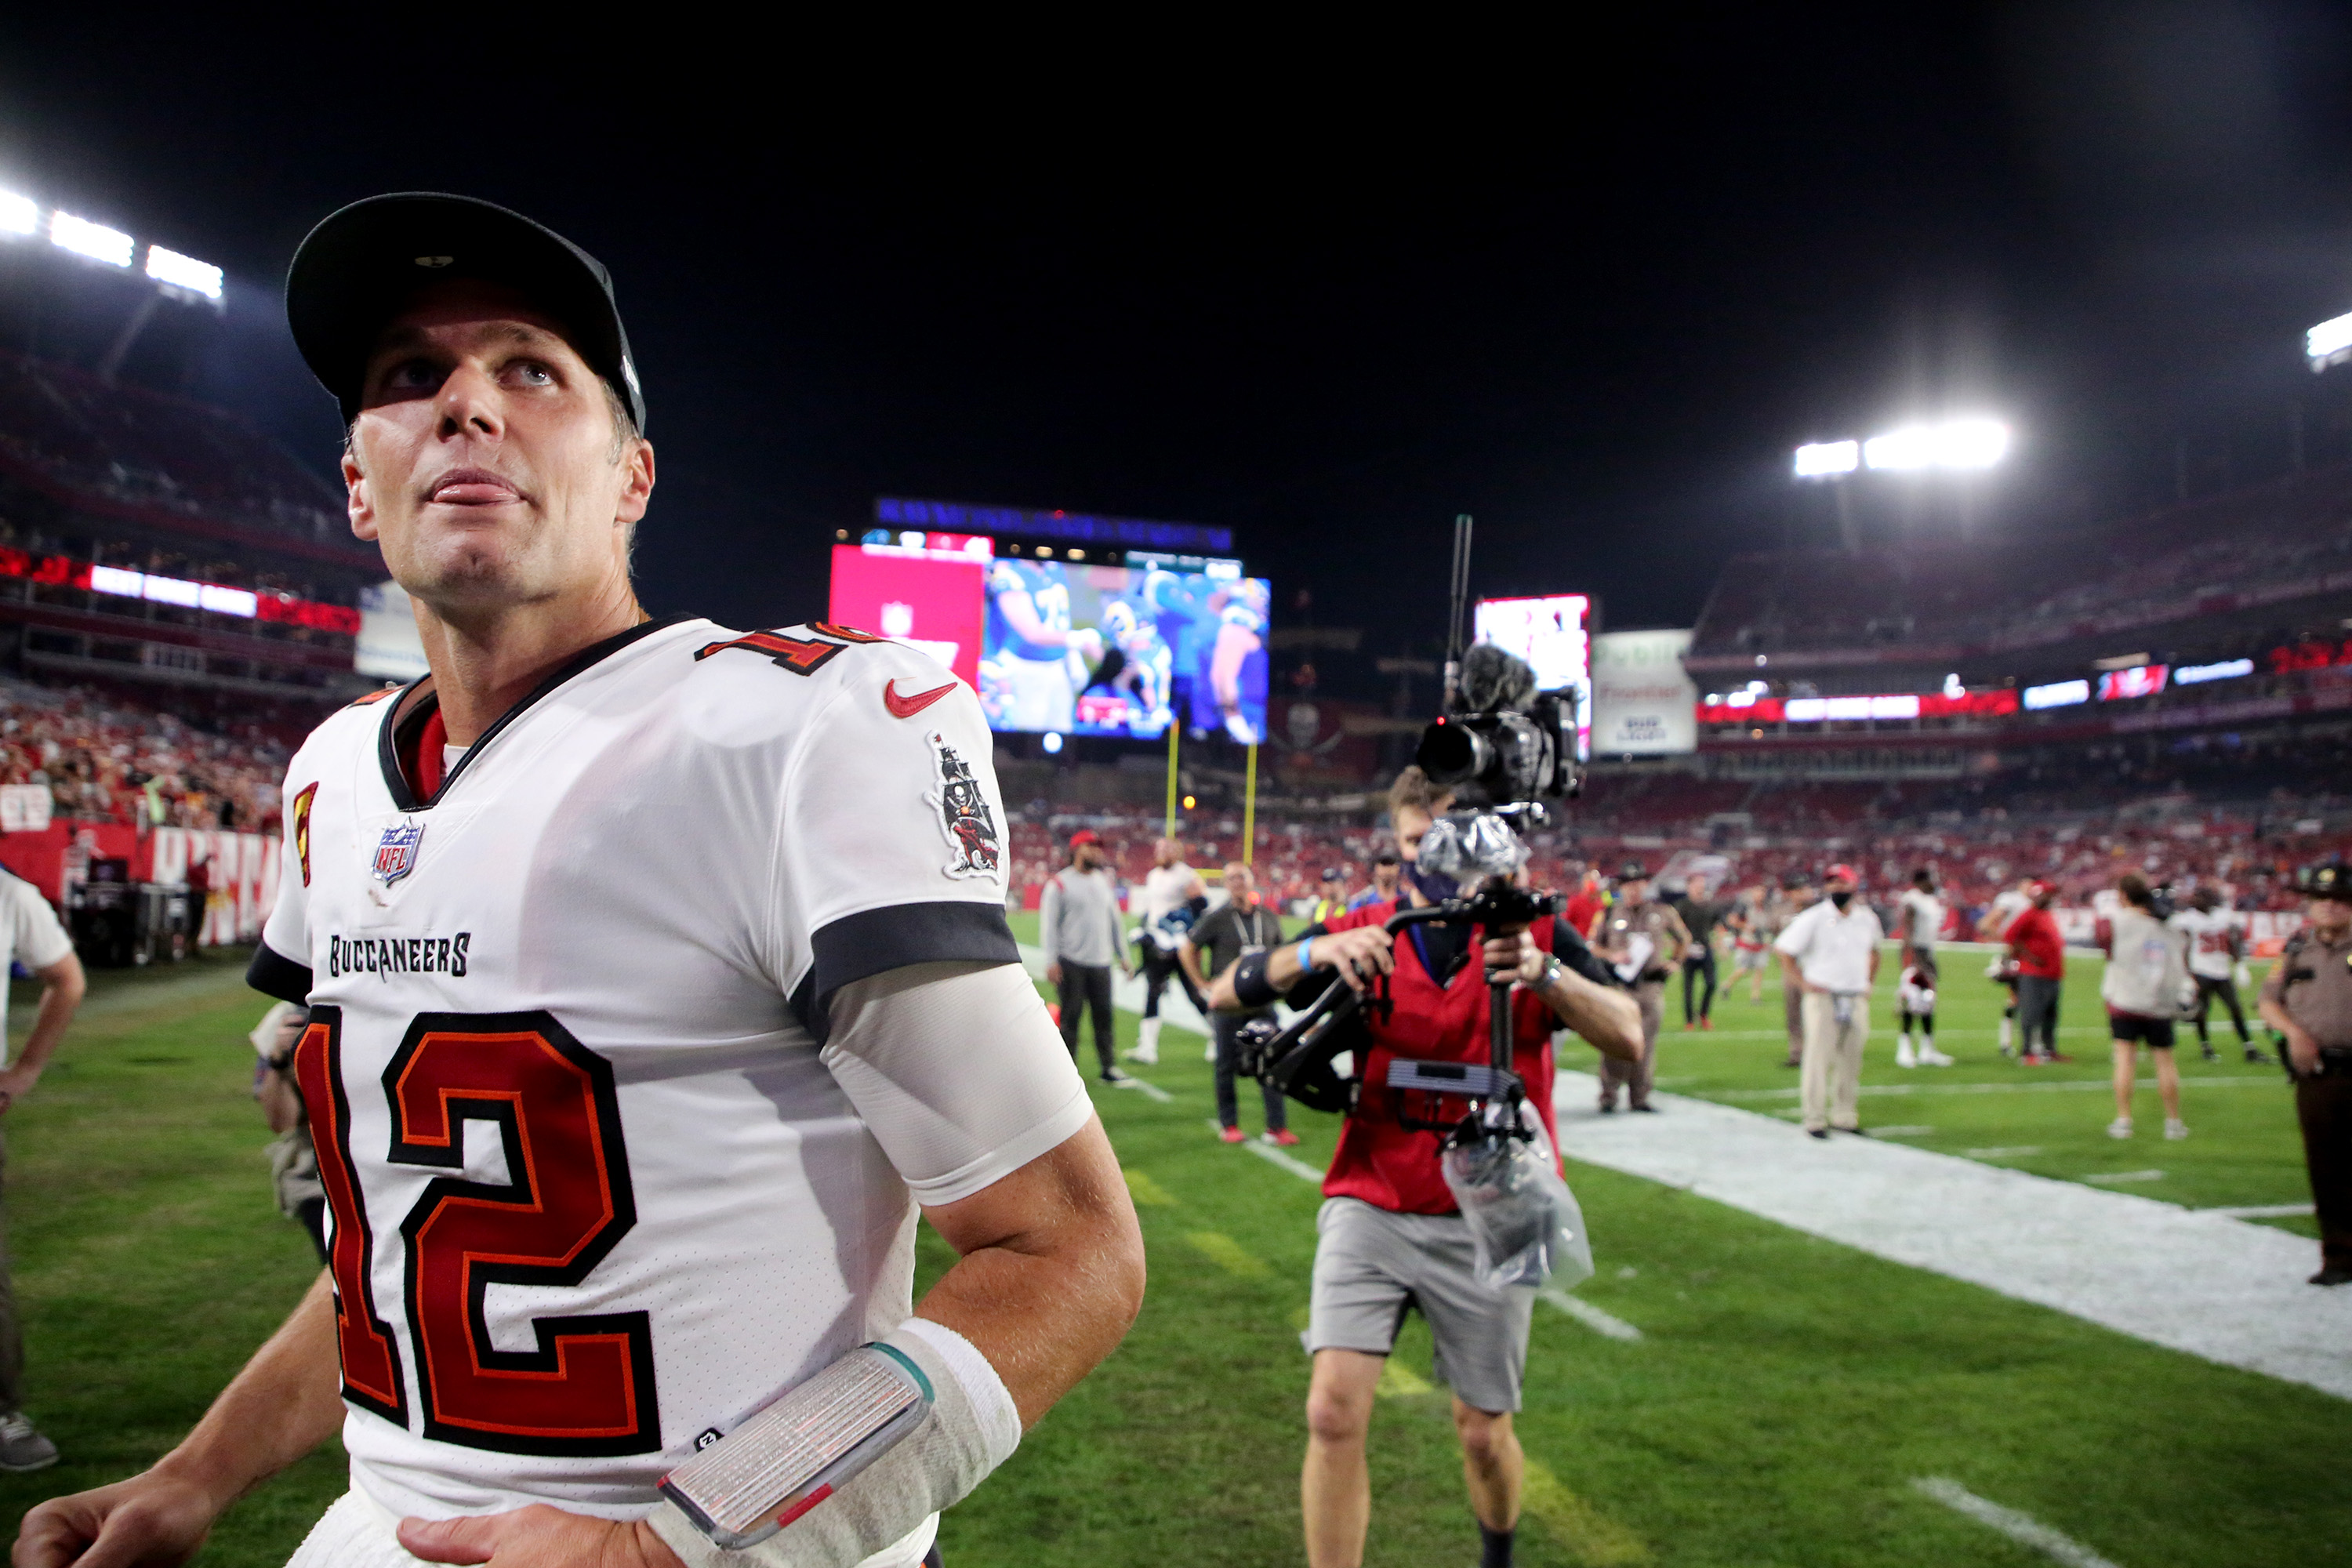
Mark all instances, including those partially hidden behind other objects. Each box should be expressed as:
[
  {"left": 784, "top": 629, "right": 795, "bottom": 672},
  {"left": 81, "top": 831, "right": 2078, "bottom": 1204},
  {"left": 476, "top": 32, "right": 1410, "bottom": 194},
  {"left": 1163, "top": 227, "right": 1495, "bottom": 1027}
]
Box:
[
  {"left": 0, "top": 193, "right": 34, "bottom": 238},
  {"left": 2308, "top": 310, "right": 2352, "bottom": 372},
  {"left": 49, "top": 211, "right": 132, "bottom": 267},
  {"left": 1793, "top": 441, "right": 1859, "bottom": 478},
  {"left": 144, "top": 244, "right": 221, "bottom": 300},
  {"left": 1042, "top": 731, "right": 1064, "bottom": 754},
  {"left": 1862, "top": 418, "right": 2010, "bottom": 473}
]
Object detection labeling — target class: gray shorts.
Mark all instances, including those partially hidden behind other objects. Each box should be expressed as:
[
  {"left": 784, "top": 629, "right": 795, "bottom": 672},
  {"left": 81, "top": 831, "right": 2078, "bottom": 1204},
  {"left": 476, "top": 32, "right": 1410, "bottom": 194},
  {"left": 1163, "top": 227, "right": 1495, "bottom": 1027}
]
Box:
[{"left": 1306, "top": 1196, "right": 1535, "bottom": 1414}]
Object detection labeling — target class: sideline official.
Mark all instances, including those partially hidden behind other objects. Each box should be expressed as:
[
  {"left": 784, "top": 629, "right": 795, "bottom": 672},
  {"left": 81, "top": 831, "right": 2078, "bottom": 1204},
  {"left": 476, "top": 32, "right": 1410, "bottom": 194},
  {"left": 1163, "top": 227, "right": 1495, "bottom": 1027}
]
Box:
[
  {"left": 1207, "top": 767, "right": 1642, "bottom": 1568},
  {"left": 1042, "top": 828, "right": 1134, "bottom": 1083},
  {"left": 1590, "top": 863, "right": 1689, "bottom": 1113},
  {"left": 1776, "top": 862, "right": 1881, "bottom": 1138},
  {"left": 2258, "top": 866, "right": 2352, "bottom": 1287}
]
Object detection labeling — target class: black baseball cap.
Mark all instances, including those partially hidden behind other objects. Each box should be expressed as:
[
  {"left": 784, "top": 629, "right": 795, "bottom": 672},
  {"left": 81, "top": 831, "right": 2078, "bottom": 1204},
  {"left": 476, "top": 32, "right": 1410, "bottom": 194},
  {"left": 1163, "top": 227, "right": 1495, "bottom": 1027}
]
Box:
[{"left": 286, "top": 193, "right": 646, "bottom": 432}]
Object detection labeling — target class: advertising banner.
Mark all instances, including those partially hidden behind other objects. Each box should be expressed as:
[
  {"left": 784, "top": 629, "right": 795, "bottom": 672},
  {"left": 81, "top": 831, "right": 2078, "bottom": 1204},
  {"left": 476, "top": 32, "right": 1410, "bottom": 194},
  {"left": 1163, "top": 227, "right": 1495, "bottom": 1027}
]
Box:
[{"left": 1592, "top": 629, "right": 1697, "bottom": 755}]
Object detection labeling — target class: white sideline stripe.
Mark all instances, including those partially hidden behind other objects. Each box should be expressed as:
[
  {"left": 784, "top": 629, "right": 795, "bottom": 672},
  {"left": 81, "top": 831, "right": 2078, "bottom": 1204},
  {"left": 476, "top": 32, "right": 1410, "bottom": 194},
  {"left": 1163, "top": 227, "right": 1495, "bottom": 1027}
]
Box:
[
  {"left": 1539, "top": 1288, "right": 1643, "bottom": 1341},
  {"left": 2201, "top": 1203, "right": 2314, "bottom": 1218},
  {"left": 2083, "top": 1170, "right": 2165, "bottom": 1185},
  {"left": 1202, "top": 1120, "right": 1327, "bottom": 1184},
  {"left": 1911, "top": 1477, "right": 2122, "bottom": 1568},
  {"left": 1708, "top": 1076, "right": 2277, "bottom": 1101},
  {"left": 1553, "top": 1069, "right": 2352, "bottom": 1399}
]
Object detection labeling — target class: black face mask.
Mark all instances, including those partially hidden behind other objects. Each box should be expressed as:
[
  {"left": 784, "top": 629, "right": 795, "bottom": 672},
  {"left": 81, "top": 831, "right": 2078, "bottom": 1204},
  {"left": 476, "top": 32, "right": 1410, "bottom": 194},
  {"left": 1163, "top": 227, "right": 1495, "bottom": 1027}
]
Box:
[
  {"left": 1829, "top": 890, "right": 1853, "bottom": 909},
  {"left": 1404, "top": 861, "right": 1459, "bottom": 906}
]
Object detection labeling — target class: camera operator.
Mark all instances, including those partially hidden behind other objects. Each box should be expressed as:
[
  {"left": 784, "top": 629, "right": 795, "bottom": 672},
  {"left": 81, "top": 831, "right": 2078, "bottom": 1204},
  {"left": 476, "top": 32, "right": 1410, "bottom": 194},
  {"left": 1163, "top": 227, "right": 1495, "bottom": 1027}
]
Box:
[
  {"left": 1591, "top": 862, "right": 1691, "bottom": 1113},
  {"left": 2259, "top": 865, "right": 2352, "bottom": 1287},
  {"left": 1206, "top": 766, "right": 1641, "bottom": 1568}
]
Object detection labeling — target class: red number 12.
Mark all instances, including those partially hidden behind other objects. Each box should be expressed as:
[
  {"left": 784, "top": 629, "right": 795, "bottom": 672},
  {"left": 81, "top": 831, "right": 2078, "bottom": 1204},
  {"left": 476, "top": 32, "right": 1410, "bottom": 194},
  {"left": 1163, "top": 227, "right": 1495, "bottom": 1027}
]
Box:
[{"left": 298, "top": 1008, "right": 660, "bottom": 1456}]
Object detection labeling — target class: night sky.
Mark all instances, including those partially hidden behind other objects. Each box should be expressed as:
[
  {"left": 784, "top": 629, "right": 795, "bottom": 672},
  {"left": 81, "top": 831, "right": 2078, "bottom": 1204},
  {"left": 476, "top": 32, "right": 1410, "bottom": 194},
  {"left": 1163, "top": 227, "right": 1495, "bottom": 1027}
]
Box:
[{"left": 2, "top": 5, "right": 2348, "bottom": 695}]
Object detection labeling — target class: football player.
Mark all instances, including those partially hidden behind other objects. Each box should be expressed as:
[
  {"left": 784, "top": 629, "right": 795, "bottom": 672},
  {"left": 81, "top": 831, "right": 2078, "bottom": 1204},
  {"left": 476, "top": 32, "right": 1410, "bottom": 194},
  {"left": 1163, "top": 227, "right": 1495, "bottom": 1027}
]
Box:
[
  {"left": 2171, "top": 886, "right": 2269, "bottom": 1064},
  {"left": 1205, "top": 579, "right": 1268, "bottom": 744},
  {"left": 985, "top": 557, "right": 1098, "bottom": 732},
  {"left": 15, "top": 194, "right": 1145, "bottom": 1568}
]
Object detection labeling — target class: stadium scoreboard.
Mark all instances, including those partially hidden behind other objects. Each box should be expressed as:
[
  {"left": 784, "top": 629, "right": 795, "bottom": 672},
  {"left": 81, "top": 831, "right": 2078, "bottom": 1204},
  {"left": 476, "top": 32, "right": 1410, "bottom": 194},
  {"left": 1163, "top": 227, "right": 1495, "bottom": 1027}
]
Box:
[
  {"left": 1472, "top": 593, "right": 1593, "bottom": 760},
  {"left": 829, "top": 519, "right": 1270, "bottom": 744}
]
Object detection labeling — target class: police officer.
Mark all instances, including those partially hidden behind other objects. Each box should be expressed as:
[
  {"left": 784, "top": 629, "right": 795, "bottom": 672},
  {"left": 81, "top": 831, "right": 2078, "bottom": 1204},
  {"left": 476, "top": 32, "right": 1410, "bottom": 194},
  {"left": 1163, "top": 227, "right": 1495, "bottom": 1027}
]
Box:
[
  {"left": 1591, "top": 862, "right": 1690, "bottom": 1113},
  {"left": 2257, "top": 864, "right": 2352, "bottom": 1287}
]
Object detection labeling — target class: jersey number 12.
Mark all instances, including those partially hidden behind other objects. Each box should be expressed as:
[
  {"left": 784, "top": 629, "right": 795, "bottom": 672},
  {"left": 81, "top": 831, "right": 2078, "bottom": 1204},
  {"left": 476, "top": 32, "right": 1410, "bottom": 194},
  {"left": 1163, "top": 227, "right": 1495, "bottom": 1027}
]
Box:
[{"left": 296, "top": 1007, "right": 660, "bottom": 1456}]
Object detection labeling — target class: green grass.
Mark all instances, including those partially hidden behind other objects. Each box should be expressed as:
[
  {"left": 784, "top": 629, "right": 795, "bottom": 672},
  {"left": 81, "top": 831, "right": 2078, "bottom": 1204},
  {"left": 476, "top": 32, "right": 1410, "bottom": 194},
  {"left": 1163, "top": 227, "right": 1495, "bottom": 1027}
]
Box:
[{"left": 1, "top": 938, "right": 2344, "bottom": 1566}]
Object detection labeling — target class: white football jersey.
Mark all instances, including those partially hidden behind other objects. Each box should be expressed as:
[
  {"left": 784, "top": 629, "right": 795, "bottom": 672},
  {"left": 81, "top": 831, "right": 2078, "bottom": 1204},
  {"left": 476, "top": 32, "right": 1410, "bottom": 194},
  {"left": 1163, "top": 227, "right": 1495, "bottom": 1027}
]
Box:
[
  {"left": 1898, "top": 888, "right": 1944, "bottom": 946},
  {"left": 1137, "top": 862, "right": 1198, "bottom": 925},
  {"left": 2169, "top": 906, "right": 2241, "bottom": 980},
  {"left": 254, "top": 617, "right": 1087, "bottom": 1529}
]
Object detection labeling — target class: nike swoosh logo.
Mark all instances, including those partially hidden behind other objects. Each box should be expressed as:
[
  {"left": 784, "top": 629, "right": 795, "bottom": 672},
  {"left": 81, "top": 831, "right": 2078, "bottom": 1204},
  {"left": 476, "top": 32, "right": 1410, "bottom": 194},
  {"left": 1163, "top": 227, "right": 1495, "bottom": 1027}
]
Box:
[{"left": 884, "top": 677, "right": 959, "bottom": 719}]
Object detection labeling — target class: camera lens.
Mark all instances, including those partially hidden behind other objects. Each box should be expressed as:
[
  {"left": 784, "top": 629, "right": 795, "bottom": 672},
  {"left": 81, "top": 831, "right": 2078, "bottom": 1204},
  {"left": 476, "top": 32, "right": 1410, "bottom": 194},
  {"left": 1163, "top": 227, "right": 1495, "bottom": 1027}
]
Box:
[{"left": 1417, "top": 720, "right": 1492, "bottom": 786}]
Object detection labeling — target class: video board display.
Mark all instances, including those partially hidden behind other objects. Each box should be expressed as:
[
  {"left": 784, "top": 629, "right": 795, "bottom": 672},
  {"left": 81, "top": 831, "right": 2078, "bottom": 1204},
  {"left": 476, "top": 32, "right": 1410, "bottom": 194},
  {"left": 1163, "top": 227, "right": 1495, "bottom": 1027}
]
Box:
[
  {"left": 826, "top": 529, "right": 1269, "bottom": 742},
  {"left": 1472, "top": 593, "right": 1592, "bottom": 760},
  {"left": 826, "top": 534, "right": 993, "bottom": 687},
  {"left": 983, "top": 552, "right": 1269, "bottom": 741}
]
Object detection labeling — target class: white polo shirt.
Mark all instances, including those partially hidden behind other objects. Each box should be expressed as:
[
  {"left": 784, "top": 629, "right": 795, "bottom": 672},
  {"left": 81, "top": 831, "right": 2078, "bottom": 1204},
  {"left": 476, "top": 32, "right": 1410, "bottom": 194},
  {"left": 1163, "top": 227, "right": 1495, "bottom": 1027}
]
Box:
[{"left": 1774, "top": 898, "right": 1883, "bottom": 994}]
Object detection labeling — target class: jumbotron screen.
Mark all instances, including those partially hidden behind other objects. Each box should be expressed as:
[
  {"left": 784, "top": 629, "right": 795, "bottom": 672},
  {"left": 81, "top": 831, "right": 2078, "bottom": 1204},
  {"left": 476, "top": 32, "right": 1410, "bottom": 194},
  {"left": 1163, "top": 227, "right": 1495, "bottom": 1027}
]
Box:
[
  {"left": 1472, "top": 593, "right": 1592, "bottom": 760},
  {"left": 827, "top": 534, "right": 1271, "bottom": 742},
  {"left": 826, "top": 535, "right": 992, "bottom": 686}
]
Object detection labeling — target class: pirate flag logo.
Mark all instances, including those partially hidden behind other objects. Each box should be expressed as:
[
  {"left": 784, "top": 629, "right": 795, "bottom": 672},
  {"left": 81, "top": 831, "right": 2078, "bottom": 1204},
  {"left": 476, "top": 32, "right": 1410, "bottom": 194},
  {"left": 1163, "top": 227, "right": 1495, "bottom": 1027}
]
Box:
[{"left": 926, "top": 731, "right": 1002, "bottom": 880}]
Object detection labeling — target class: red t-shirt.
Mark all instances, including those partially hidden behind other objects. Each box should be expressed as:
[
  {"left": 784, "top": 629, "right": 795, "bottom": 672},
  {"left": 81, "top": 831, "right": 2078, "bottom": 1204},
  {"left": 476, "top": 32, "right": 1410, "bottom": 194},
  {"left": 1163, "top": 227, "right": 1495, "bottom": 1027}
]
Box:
[
  {"left": 2005, "top": 906, "right": 2063, "bottom": 979},
  {"left": 1563, "top": 891, "right": 1605, "bottom": 940},
  {"left": 1317, "top": 899, "right": 1563, "bottom": 1216}
]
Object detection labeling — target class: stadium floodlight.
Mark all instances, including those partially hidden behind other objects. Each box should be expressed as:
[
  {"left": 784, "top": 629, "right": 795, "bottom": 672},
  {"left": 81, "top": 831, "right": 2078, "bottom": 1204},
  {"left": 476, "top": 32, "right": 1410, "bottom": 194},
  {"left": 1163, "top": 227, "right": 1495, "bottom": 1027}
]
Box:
[
  {"left": 49, "top": 211, "right": 132, "bottom": 267},
  {"left": 1864, "top": 418, "right": 2010, "bottom": 472},
  {"left": 1042, "top": 731, "right": 1064, "bottom": 754},
  {"left": 2308, "top": 310, "right": 2352, "bottom": 372},
  {"left": 0, "top": 193, "right": 34, "bottom": 238},
  {"left": 1793, "top": 441, "right": 1859, "bottom": 478},
  {"left": 144, "top": 245, "right": 222, "bottom": 299}
]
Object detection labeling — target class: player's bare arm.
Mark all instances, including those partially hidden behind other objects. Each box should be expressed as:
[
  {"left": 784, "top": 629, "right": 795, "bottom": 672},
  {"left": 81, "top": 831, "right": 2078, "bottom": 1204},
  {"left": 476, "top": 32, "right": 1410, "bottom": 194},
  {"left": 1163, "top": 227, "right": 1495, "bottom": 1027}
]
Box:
[
  {"left": 906, "top": 1117, "right": 1143, "bottom": 1425},
  {"left": 0, "top": 953, "right": 84, "bottom": 1111},
  {"left": 13, "top": 1272, "right": 347, "bottom": 1568}
]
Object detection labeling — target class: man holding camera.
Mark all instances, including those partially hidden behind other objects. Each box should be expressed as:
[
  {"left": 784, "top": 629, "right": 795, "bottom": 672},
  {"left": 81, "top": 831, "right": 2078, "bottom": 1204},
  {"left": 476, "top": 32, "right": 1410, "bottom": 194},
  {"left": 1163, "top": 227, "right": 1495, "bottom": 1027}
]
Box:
[
  {"left": 1207, "top": 767, "right": 1641, "bottom": 1568},
  {"left": 2259, "top": 865, "right": 2352, "bottom": 1287}
]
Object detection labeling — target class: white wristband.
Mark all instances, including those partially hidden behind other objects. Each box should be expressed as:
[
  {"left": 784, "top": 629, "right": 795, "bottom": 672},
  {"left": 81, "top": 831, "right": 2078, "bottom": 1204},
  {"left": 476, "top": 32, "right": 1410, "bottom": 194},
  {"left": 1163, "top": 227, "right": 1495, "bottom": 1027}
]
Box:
[{"left": 648, "top": 1318, "right": 1019, "bottom": 1568}]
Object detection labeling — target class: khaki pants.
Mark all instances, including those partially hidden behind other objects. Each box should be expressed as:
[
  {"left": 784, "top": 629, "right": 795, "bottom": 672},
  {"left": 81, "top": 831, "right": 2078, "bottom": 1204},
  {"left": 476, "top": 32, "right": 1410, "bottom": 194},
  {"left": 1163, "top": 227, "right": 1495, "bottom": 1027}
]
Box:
[
  {"left": 1799, "top": 991, "right": 1868, "bottom": 1133},
  {"left": 1599, "top": 981, "right": 1664, "bottom": 1109}
]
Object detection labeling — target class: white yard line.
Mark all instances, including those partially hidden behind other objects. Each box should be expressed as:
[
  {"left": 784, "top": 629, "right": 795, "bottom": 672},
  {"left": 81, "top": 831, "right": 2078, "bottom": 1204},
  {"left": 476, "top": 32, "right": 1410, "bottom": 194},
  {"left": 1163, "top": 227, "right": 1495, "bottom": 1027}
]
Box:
[
  {"left": 1108, "top": 1076, "right": 1173, "bottom": 1103},
  {"left": 1538, "top": 1288, "right": 1643, "bottom": 1341},
  {"left": 2082, "top": 1170, "right": 2165, "bottom": 1185},
  {"left": 1708, "top": 1076, "right": 2277, "bottom": 1101},
  {"left": 2201, "top": 1202, "right": 2314, "bottom": 1219},
  {"left": 1911, "top": 1477, "right": 2122, "bottom": 1568},
  {"left": 1555, "top": 1069, "right": 2352, "bottom": 1399}
]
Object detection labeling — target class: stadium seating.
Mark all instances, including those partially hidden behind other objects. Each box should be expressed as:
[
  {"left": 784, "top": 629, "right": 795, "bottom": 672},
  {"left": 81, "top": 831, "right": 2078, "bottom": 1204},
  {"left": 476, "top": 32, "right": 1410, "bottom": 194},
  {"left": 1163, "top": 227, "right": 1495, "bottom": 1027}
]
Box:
[
  {"left": 0, "top": 349, "right": 349, "bottom": 557},
  {"left": 1696, "top": 462, "right": 2352, "bottom": 662}
]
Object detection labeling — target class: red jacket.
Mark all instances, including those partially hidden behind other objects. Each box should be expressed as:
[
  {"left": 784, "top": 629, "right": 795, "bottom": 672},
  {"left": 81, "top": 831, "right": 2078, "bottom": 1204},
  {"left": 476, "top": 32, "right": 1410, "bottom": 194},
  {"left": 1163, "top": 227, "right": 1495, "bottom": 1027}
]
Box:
[
  {"left": 2005, "top": 906, "right": 2063, "bottom": 980},
  {"left": 1316, "top": 900, "right": 1563, "bottom": 1215}
]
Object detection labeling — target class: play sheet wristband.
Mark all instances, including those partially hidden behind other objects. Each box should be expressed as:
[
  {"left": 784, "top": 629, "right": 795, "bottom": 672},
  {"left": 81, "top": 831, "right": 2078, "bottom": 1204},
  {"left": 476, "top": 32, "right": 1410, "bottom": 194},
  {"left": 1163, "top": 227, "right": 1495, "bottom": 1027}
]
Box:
[{"left": 659, "top": 1344, "right": 934, "bottom": 1551}]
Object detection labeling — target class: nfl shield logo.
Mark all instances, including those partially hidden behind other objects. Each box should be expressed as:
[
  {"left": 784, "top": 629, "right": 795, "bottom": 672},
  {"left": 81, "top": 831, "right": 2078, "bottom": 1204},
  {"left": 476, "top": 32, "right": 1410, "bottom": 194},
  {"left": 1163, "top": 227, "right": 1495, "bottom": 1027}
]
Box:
[{"left": 372, "top": 822, "right": 425, "bottom": 884}]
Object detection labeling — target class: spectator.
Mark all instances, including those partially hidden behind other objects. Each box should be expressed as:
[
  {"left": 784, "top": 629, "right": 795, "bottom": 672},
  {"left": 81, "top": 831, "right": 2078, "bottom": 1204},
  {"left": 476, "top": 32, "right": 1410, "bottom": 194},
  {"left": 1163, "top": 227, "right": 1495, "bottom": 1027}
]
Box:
[
  {"left": 1670, "top": 872, "right": 1725, "bottom": 1032},
  {"left": 1185, "top": 861, "right": 1294, "bottom": 1146},
  {"left": 2098, "top": 873, "right": 2193, "bottom": 1142},
  {"left": 249, "top": 1002, "right": 328, "bottom": 1261},
  {"left": 0, "top": 865, "right": 85, "bottom": 1471},
  {"left": 2006, "top": 880, "right": 2068, "bottom": 1065},
  {"left": 1349, "top": 851, "right": 1401, "bottom": 912},
  {"left": 1040, "top": 829, "right": 1133, "bottom": 1084}
]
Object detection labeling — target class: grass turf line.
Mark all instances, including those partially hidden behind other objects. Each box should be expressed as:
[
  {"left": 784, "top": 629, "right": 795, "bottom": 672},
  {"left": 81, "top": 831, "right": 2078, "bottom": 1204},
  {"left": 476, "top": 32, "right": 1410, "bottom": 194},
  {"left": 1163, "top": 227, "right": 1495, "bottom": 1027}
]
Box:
[{"left": 3, "top": 938, "right": 2347, "bottom": 1565}]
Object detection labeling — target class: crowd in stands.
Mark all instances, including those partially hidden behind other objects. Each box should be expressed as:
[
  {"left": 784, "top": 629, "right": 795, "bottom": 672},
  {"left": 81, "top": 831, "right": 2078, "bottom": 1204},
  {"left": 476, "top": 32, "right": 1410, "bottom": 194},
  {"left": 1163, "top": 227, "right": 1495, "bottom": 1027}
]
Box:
[
  {"left": 1696, "top": 463, "right": 2352, "bottom": 661},
  {"left": 0, "top": 673, "right": 287, "bottom": 833},
  {"left": 1008, "top": 754, "right": 2352, "bottom": 925}
]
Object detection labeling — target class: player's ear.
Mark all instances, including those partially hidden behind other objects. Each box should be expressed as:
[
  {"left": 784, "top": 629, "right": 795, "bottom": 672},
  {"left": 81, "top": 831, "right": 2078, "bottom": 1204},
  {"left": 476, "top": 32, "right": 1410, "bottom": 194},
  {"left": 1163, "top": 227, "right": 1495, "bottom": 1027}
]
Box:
[
  {"left": 343, "top": 443, "right": 377, "bottom": 543},
  {"left": 615, "top": 438, "right": 655, "bottom": 528}
]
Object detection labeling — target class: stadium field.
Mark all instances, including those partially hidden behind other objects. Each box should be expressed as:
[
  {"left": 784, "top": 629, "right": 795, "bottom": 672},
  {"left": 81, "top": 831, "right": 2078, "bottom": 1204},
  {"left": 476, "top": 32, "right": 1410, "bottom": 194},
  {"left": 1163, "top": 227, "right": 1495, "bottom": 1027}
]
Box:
[{"left": 0, "top": 940, "right": 2345, "bottom": 1566}]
